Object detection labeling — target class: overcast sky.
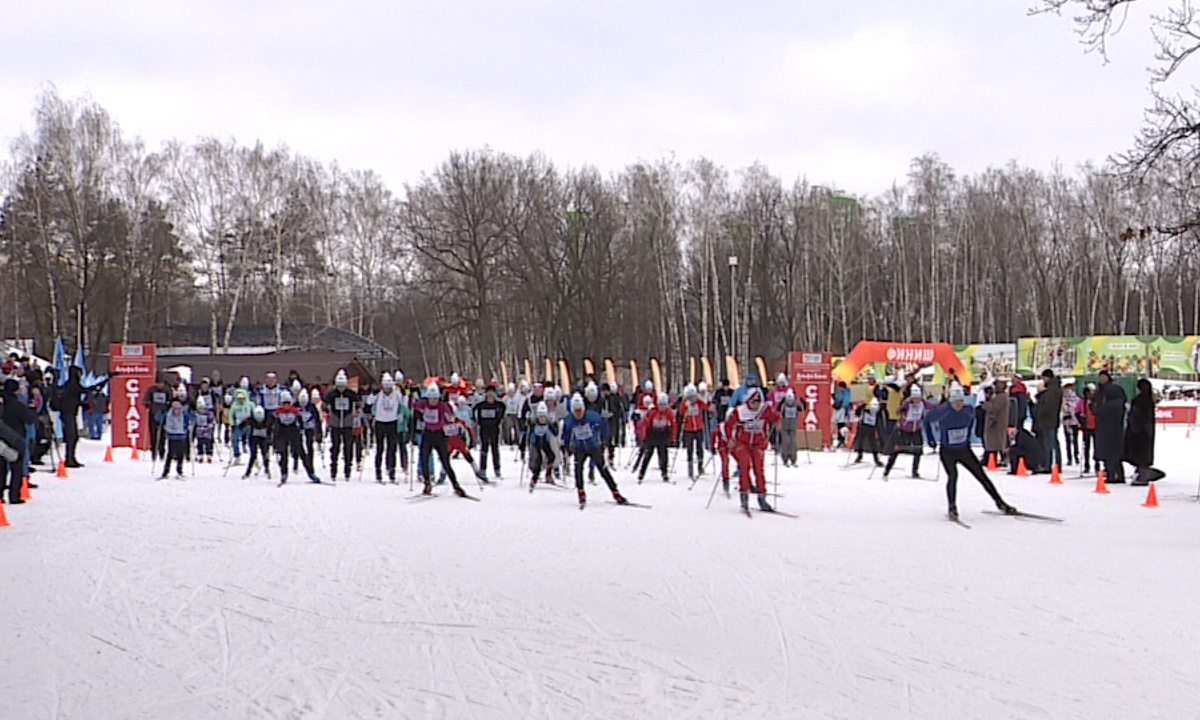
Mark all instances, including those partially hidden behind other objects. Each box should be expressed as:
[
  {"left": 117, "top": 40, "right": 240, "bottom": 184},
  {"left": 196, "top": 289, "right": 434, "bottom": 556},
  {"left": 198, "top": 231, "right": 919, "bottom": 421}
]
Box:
[{"left": 0, "top": 0, "right": 1167, "bottom": 195}]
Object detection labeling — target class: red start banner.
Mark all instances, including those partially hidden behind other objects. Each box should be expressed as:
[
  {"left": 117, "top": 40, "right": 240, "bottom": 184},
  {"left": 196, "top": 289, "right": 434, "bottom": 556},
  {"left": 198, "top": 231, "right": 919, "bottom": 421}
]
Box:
[
  {"left": 788, "top": 351, "right": 833, "bottom": 448},
  {"left": 109, "top": 343, "right": 157, "bottom": 449},
  {"left": 1155, "top": 405, "right": 1197, "bottom": 425}
]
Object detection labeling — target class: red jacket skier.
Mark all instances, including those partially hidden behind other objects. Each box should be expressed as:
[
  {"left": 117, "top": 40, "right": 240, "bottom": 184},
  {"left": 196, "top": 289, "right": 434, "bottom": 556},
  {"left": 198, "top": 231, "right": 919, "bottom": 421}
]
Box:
[{"left": 723, "top": 387, "right": 782, "bottom": 513}]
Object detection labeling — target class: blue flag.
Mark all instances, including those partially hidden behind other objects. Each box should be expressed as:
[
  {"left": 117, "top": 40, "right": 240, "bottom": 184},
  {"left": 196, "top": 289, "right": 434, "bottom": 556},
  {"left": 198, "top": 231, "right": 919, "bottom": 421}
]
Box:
[{"left": 53, "top": 336, "right": 67, "bottom": 386}]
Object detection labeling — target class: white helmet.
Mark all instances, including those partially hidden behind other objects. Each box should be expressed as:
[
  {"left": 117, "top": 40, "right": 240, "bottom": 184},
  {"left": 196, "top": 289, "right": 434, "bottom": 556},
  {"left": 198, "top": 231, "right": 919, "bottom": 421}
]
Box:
[
  {"left": 777, "top": 373, "right": 788, "bottom": 386},
  {"left": 643, "top": 380, "right": 653, "bottom": 392},
  {"left": 698, "top": 381, "right": 708, "bottom": 394},
  {"left": 643, "top": 395, "right": 654, "bottom": 408},
  {"left": 335, "top": 370, "right": 348, "bottom": 388},
  {"left": 175, "top": 385, "right": 188, "bottom": 400},
  {"left": 868, "top": 398, "right": 880, "bottom": 411},
  {"left": 507, "top": 382, "right": 516, "bottom": 394},
  {"left": 520, "top": 380, "right": 530, "bottom": 393},
  {"left": 426, "top": 384, "right": 441, "bottom": 399},
  {"left": 585, "top": 383, "right": 598, "bottom": 401},
  {"left": 280, "top": 390, "right": 294, "bottom": 404},
  {"left": 785, "top": 388, "right": 795, "bottom": 401},
  {"left": 382, "top": 373, "right": 394, "bottom": 390},
  {"left": 910, "top": 385, "right": 922, "bottom": 398},
  {"left": 536, "top": 401, "right": 549, "bottom": 417},
  {"left": 240, "top": 376, "right": 250, "bottom": 390},
  {"left": 684, "top": 384, "right": 697, "bottom": 398},
  {"left": 298, "top": 389, "right": 310, "bottom": 405},
  {"left": 546, "top": 387, "right": 559, "bottom": 402},
  {"left": 253, "top": 405, "right": 266, "bottom": 422},
  {"left": 223, "top": 393, "right": 233, "bottom": 405},
  {"left": 571, "top": 393, "right": 585, "bottom": 411},
  {"left": 291, "top": 380, "right": 302, "bottom": 394},
  {"left": 450, "top": 372, "right": 461, "bottom": 385},
  {"left": 657, "top": 392, "right": 669, "bottom": 407}
]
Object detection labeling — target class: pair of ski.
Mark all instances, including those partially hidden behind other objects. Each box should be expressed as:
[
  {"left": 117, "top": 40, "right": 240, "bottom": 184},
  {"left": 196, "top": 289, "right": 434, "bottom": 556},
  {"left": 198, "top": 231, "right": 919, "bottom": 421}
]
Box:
[
  {"left": 581, "top": 500, "right": 651, "bottom": 510},
  {"left": 742, "top": 508, "right": 798, "bottom": 519},
  {"left": 406, "top": 491, "right": 481, "bottom": 501},
  {"left": 948, "top": 510, "right": 1064, "bottom": 529}
]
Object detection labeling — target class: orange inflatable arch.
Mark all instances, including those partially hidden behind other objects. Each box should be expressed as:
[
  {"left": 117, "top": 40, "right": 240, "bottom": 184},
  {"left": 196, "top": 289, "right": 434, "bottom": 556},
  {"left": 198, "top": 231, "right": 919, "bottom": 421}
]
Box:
[{"left": 832, "top": 341, "right": 973, "bottom": 386}]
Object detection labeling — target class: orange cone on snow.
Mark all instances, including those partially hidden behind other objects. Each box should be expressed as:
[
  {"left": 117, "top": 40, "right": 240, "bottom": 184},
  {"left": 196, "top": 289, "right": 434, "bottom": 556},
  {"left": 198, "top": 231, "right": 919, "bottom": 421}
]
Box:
[
  {"left": 130, "top": 446, "right": 140, "bottom": 461},
  {"left": 104, "top": 446, "right": 114, "bottom": 462},
  {"left": 19, "top": 477, "right": 30, "bottom": 501},
  {"left": 0, "top": 502, "right": 9, "bottom": 528},
  {"left": 986, "top": 453, "right": 998, "bottom": 472},
  {"left": 1016, "top": 457, "right": 1029, "bottom": 477},
  {"left": 1049, "top": 463, "right": 1063, "bottom": 484},
  {"left": 56, "top": 460, "right": 68, "bottom": 478},
  {"left": 1094, "top": 469, "right": 1110, "bottom": 494},
  {"left": 1142, "top": 483, "right": 1159, "bottom": 508}
]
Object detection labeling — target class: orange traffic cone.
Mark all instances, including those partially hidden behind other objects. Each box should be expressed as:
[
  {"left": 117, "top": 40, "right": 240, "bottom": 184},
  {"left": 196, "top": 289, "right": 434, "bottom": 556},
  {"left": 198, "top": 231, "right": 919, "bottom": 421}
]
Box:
[
  {"left": 1142, "top": 483, "right": 1159, "bottom": 508},
  {"left": 0, "top": 501, "right": 9, "bottom": 528},
  {"left": 1094, "top": 469, "right": 1110, "bottom": 494},
  {"left": 1016, "top": 457, "right": 1029, "bottom": 477},
  {"left": 1049, "top": 463, "right": 1063, "bottom": 484},
  {"left": 56, "top": 459, "right": 69, "bottom": 478},
  {"left": 986, "top": 453, "right": 998, "bottom": 472},
  {"left": 104, "top": 446, "right": 114, "bottom": 463},
  {"left": 19, "top": 476, "right": 31, "bottom": 501},
  {"left": 130, "top": 446, "right": 140, "bottom": 461}
]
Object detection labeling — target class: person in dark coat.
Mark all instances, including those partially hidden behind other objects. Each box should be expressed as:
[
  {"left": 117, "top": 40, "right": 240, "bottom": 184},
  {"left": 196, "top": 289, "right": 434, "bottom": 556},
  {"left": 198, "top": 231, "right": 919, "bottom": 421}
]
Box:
[
  {"left": 1124, "top": 378, "right": 1163, "bottom": 486},
  {"left": 1008, "top": 427, "right": 1048, "bottom": 474},
  {"left": 1, "top": 378, "right": 38, "bottom": 504},
  {"left": 1032, "top": 370, "right": 1063, "bottom": 470},
  {"left": 1091, "top": 378, "right": 1127, "bottom": 483}
]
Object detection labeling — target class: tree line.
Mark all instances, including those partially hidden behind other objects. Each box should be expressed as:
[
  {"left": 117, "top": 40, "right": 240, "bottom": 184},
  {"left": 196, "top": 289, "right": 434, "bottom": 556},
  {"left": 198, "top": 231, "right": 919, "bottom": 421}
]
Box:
[{"left": 2, "top": 89, "right": 1197, "bottom": 388}]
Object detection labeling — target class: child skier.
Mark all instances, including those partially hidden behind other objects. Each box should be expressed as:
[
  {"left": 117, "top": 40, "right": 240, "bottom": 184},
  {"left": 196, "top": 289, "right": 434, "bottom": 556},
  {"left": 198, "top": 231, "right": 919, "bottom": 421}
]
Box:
[
  {"left": 884, "top": 385, "right": 931, "bottom": 479},
  {"left": 298, "top": 389, "right": 324, "bottom": 470},
  {"left": 159, "top": 398, "right": 191, "bottom": 480},
  {"left": 193, "top": 396, "right": 217, "bottom": 463},
  {"left": 274, "top": 390, "right": 321, "bottom": 484},
  {"left": 778, "top": 389, "right": 800, "bottom": 467},
  {"left": 853, "top": 398, "right": 884, "bottom": 466},
  {"left": 412, "top": 384, "right": 470, "bottom": 497},
  {"left": 243, "top": 406, "right": 272, "bottom": 479},
  {"left": 525, "top": 402, "right": 559, "bottom": 489}
]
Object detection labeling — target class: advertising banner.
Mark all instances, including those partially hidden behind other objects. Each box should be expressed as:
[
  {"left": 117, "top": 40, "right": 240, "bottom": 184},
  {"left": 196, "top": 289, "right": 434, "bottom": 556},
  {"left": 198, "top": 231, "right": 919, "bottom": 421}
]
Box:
[
  {"left": 1019, "top": 336, "right": 1199, "bottom": 377},
  {"left": 109, "top": 343, "right": 156, "bottom": 450},
  {"left": 938, "top": 344, "right": 1017, "bottom": 385},
  {"left": 788, "top": 351, "right": 832, "bottom": 448},
  {"left": 1155, "top": 405, "right": 1197, "bottom": 425}
]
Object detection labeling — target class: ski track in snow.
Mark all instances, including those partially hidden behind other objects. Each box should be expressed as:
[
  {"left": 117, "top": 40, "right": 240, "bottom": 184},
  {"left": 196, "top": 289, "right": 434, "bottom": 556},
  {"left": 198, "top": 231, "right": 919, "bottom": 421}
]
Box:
[{"left": 2, "top": 436, "right": 1200, "bottom": 719}]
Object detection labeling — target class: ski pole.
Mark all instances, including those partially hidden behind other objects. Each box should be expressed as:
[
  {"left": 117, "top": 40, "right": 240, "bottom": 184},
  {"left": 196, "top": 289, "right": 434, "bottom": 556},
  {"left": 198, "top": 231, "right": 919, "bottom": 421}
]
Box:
[
  {"left": 705, "top": 464, "right": 724, "bottom": 509},
  {"left": 772, "top": 442, "right": 780, "bottom": 509}
]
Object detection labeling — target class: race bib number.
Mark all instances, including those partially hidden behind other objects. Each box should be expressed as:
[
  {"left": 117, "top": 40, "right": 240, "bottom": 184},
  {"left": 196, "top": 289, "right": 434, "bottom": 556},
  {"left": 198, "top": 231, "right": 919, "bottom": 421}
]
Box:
[
  {"left": 423, "top": 409, "right": 440, "bottom": 425},
  {"left": 863, "top": 414, "right": 877, "bottom": 427},
  {"left": 743, "top": 419, "right": 764, "bottom": 434},
  {"left": 784, "top": 407, "right": 798, "bottom": 420},
  {"left": 334, "top": 397, "right": 350, "bottom": 412},
  {"left": 573, "top": 423, "right": 594, "bottom": 441},
  {"left": 153, "top": 392, "right": 167, "bottom": 404},
  {"left": 534, "top": 425, "right": 549, "bottom": 437},
  {"left": 279, "top": 413, "right": 296, "bottom": 426},
  {"left": 652, "top": 419, "right": 669, "bottom": 431},
  {"left": 947, "top": 427, "right": 969, "bottom": 445},
  {"left": 687, "top": 404, "right": 700, "bottom": 416},
  {"left": 718, "top": 396, "right": 730, "bottom": 407},
  {"left": 196, "top": 415, "right": 210, "bottom": 428},
  {"left": 444, "top": 423, "right": 459, "bottom": 436},
  {"left": 481, "top": 409, "right": 496, "bottom": 419},
  {"left": 906, "top": 405, "right": 924, "bottom": 422},
  {"left": 601, "top": 410, "right": 612, "bottom": 419}
]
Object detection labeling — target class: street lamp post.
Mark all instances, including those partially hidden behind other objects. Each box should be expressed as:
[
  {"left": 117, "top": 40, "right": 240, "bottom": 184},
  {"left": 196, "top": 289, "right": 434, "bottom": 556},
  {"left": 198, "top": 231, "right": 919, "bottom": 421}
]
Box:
[{"left": 728, "top": 255, "right": 738, "bottom": 370}]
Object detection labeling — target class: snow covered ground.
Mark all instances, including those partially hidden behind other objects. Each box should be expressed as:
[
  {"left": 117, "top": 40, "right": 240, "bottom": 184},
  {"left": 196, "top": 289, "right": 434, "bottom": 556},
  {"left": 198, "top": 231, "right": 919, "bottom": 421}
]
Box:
[{"left": 3, "top": 429, "right": 1199, "bottom": 720}]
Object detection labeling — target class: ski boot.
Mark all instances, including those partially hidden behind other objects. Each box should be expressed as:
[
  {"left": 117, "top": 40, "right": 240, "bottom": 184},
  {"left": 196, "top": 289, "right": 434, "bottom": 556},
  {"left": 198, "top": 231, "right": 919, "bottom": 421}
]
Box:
[
  {"left": 376, "top": 473, "right": 384, "bottom": 485},
  {"left": 422, "top": 480, "right": 434, "bottom": 496},
  {"left": 453, "top": 484, "right": 468, "bottom": 499},
  {"left": 309, "top": 473, "right": 322, "bottom": 483},
  {"left": 662, "top": 470, "right": 670, "bottom": 483},
  {"left": 612, "top": 491, "right": 628, "bottom": 506},
  {"left": 739, "top": 492, "right": 750, "bottom": 512},
  {"left": 279, "top": 473, "right": 288, "bottom": 485},
  {"left": 948, "top": 505, "right": 960, "bottom": 522},
  {"left": 588, "top": 468, "right": 596, "bottom": 485},
  {"left": 757, "top": 494, "right": 774, "bottom": 513},
  {"left": 911, "top": 472, "right": 921, "bottom": 479},
  {"left": 721, "top": 477, "right": 730, "bottom": 496},
  {"left": 997, "top": 501, "right": 1019, "bottom": 516},
  {"left": 578, "top": 488, "right": 587, "bottom": 509}
]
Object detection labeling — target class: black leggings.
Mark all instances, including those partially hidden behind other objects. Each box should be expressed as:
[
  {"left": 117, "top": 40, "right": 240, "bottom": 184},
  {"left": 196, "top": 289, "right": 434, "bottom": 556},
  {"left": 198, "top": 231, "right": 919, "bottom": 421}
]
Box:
[
  {"left": 939, "top": 446, "right": 1006, "bottom": 510},
  {"left": 374, "top": 420, "right": 399, "bottom": 477},
  {"left": 419, "top": 431, "right": 460, "bottom": 489},
  {"left": 479, "top": 428, "right": 501, "bottom": 474},
  {"left": 637, "top": 437, "right": 670, "bottom": 478},
  {"left": 574, "top": 447, "right": 618, "bottom": 493}
]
